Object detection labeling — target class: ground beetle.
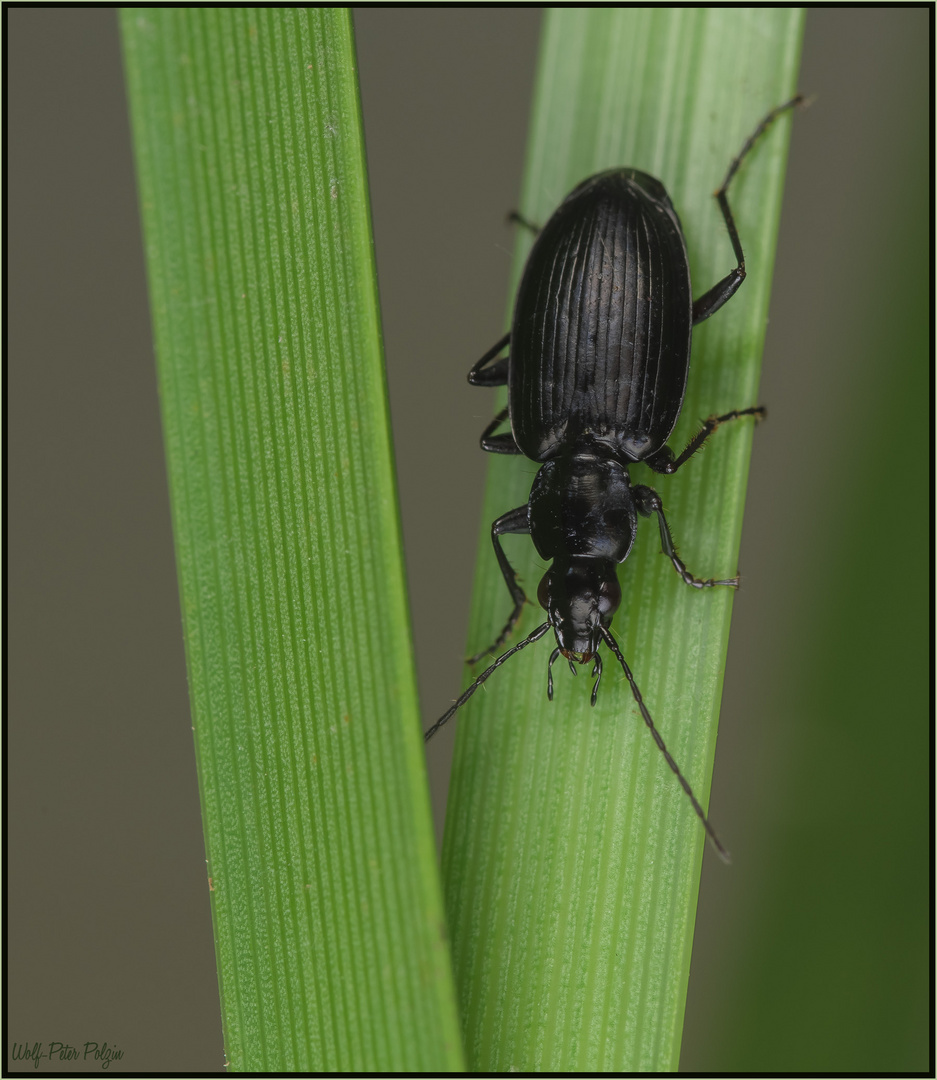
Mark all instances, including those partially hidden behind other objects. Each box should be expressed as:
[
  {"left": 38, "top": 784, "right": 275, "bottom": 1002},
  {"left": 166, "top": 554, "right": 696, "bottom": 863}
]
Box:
[{"left": 425, "top": 97, "right": 803, "bottom": 859}]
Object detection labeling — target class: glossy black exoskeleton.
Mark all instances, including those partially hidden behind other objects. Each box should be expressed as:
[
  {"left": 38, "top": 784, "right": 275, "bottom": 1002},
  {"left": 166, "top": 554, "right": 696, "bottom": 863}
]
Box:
[{"left": 426, "top": 98, "right": 803, "bottom": 859}]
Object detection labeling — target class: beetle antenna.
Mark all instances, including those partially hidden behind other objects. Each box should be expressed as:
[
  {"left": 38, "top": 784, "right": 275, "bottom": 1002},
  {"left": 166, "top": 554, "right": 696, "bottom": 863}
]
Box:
[
  {"left": 599, "top": 625, "right": 730, "bottom": 862},
  {"left": 425, "top": 622, "right": 552, "bottom": 743}
]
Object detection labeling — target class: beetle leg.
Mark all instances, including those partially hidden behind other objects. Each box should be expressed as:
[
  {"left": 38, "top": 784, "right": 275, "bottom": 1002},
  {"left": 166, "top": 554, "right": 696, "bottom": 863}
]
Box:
[
  {"left": 692, "top": 272, "right": 744, "bottom": 325},
  {"left": 468, "top": 505, "right": 531, "bottom": 664},
  {"left": 468, "top": 332, "right": 510, "bottom": 385},
  {"left": 632, "top": 484, "right": 739, "bottom": 589},
  {"left": 480, "top": 407, "right": 522, "bottom": 455},
  {"left": 507, "top": 209, "right": 541, "bottom": 236},
  {"left": 644, "top": 406, "right": 765, "bottom": 475},
  {"left": 692, "top": 95, "right": 803, "bottom": 324}
]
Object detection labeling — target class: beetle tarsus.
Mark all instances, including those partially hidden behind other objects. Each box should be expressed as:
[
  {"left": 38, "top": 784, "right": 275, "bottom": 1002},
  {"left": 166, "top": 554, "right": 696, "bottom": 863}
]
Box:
[
  {"left": 693, "top": 95, "right": 801, "bottom": 324},
  {"left": 633, "top": 483, "right": 743, "bottom": 590}
]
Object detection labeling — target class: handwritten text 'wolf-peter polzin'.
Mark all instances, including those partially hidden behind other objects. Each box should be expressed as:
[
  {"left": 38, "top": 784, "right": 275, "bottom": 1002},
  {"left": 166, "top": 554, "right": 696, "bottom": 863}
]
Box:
[{"left": 10, "top": 1041, "right": 123, "bottom": 1069}]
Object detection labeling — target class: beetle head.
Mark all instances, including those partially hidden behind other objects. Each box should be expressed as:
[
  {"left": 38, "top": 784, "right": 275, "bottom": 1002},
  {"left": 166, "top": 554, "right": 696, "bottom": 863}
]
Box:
[{"left": 538, "top": 558, "right": 621, "bottom": 663}]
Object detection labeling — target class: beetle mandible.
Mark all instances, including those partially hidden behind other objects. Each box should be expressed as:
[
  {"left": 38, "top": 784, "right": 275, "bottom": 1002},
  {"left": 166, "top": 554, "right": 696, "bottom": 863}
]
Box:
[{"left": 425, "top": 97, "right": 803, "bottom": 859}]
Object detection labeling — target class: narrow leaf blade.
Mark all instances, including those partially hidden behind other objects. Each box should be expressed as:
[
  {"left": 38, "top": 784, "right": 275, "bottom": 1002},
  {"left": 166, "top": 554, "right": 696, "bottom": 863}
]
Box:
[
  {"left": 121, "top": 8, "right": 462, "bottom": 1070},
  {"left": 441, "top": 8, "right": 804, "bottom": 1072}
]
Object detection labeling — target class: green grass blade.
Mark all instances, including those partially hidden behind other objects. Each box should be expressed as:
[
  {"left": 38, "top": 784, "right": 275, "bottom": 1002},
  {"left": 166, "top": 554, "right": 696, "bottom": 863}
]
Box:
[
  {"left": 120, "top": 9, "right": 462, "bottom": 1071},
  {"left": 441, "top": 8, "right": 804, "bottom": 1072}
]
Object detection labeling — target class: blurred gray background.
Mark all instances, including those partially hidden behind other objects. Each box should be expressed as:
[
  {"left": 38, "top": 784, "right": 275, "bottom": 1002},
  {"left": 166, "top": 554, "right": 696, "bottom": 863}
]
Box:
[{"left": 9, "top": 8, "right": 929, "bottom": 1072}]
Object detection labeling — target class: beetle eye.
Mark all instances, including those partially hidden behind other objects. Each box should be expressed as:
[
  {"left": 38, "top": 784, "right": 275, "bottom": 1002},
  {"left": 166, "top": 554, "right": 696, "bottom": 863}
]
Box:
[
  {"left": 598, "top": 575, "right": 621, "bottom": 615},
  {"left": 537, "top": 573, "right": 551, "bottom": 611}
]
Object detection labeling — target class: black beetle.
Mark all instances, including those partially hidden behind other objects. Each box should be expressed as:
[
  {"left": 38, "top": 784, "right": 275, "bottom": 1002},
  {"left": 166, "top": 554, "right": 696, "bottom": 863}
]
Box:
[{"left": 426, "top": 97, "right": 803, "bottom": 859}]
